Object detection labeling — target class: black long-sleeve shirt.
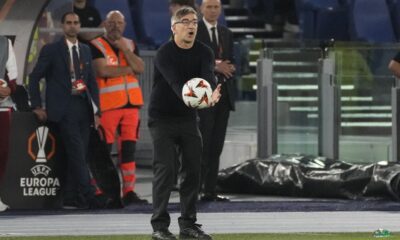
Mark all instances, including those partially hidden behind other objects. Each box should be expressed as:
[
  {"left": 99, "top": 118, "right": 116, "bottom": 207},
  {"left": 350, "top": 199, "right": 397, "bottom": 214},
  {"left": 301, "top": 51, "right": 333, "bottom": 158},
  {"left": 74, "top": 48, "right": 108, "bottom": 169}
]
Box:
[{"left": 149, "top": 40, "right": 216, "bottom": 121}]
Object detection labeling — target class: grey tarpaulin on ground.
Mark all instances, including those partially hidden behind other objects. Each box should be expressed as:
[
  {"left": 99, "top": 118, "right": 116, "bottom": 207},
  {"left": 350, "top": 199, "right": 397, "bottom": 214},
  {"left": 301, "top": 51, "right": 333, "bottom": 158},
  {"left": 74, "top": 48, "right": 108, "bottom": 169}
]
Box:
[{"left": 217, "top": 154, "right": 400, "bottom": 200}]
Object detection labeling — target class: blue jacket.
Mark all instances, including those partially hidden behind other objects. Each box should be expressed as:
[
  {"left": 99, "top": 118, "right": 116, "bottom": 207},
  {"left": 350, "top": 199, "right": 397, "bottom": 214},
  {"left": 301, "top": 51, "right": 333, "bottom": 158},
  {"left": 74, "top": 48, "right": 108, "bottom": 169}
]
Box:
[{"left": 29, "top": 37, "right": 99, "bottom": 122}]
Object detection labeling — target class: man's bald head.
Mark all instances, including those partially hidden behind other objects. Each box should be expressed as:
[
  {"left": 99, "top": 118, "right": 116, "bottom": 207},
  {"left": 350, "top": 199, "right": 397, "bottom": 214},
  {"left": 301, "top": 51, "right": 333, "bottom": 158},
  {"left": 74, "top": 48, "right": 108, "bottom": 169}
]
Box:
[
  {"left": 106, "top": 10, "right": 125, "bottom": 21},
  {"left": 201, "top": 0, "right": 221, "bottom": 25},
  {"left": 104, "top": 10, "right": 126, "bottom": 40},
  {"left": 201, "top": 0, "right": 221, "bottom": 6}
]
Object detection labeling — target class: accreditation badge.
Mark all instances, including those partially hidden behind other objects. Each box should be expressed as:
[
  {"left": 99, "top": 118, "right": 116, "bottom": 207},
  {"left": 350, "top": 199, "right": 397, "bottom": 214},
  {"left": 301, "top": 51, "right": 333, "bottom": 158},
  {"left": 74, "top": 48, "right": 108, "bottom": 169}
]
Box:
[{"left": 72, "top": 79, "right": 87, "bottom": 94}]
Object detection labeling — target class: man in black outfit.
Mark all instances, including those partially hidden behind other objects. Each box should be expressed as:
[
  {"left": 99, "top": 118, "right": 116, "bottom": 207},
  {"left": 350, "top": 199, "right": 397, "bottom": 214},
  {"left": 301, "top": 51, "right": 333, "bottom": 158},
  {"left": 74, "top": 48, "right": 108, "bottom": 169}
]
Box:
[
  {"left": 73, "top": 0, "right": 101, "bottom": 28},
  {"left": 196, "top": 0, "right": 236, "bottom": 202},
  {"left": 73, "top": 0, "right": 103, "bottom": 42},
  {"left": 148, "top": 7, "right": 221, "bottom": 240}
]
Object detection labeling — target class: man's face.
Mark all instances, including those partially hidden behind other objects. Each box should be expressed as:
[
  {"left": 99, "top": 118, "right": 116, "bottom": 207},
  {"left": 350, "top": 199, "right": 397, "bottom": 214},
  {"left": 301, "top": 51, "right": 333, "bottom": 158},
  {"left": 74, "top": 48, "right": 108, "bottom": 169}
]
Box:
[
  {"left": 172, "top": 13, "right": 198, "bottom": 45},
  {"left": 105, "top": 12, "right": 126, "bottom": 40},
  {"left": 62, "top": 14, "right": 81, "bottom": 39},
  {"left": 201, "top": 0, "right": 221, "bottom": 24}
]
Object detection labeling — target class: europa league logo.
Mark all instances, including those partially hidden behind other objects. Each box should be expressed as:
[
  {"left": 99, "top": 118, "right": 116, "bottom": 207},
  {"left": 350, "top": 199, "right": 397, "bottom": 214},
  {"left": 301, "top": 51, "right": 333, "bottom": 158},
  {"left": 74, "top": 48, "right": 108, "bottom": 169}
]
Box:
[
  {"left": 28, "top": 126, "right": 55, "bottom": 163},
  {"left": 35, "top": 126, "right": 48, "bottom": 162}
]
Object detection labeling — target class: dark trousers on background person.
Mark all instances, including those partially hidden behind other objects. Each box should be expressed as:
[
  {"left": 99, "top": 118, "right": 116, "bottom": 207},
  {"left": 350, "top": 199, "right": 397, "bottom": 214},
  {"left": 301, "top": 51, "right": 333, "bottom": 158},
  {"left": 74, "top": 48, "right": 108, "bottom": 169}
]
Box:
[
  {"left": 0, "top": 109, "right": 11, "bottom": 181},
  {"left": 199, "top": 83, "right": 230, "bottom": 195},
  {"left": 149, "top": 119, "right": 202, "bottom": 231},
  {"left": 57, "top": 95, "right": 95, "bottom": 203}
]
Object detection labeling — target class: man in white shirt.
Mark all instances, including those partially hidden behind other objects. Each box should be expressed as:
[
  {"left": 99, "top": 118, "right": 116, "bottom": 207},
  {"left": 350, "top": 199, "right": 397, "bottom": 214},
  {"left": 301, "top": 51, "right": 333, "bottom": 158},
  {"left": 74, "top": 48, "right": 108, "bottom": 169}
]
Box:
[
  {"left": 29, "top": 12, "right": 105, "bottom": 209},
  {"left": 0, "top": 36, "right": 18, "bottom": 108},
  {"left": 196, "top": 0, "right": 236, "bottom": 202},
  {"left": 0, "top": 35, "right": 18, "bottom": 211}
]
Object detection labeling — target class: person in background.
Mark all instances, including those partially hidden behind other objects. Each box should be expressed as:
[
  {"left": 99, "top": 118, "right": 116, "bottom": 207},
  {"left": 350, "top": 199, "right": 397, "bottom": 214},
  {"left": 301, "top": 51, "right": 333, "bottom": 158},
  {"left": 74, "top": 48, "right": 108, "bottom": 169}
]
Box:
[
  {"left": 73, "top": 0, "right": 101, "bottom": 28},
  {"left": 273, "top": 0, "right": 299, "bottom": 33},
  {"left": 196, "top": 0, "right": 235, "bottom": 202},
  {"left": 29, "top": 12, "right": 107, "bottom": 209},
  {"left": 73, "top": 0, "right": 103, "bottom": 42},
  {"left": 148, "top": 6, "right": 220, "bottom": 240},
  {"left": 0, "top": 36, "right": 18, "bottom": 109},
  {"left": 169, "top": 0, "right": 197, "bottom": 15},
  {"left": 0, "top": 35, "right": 18, "bottom": 212},
  {"left": 90, "top": 10, "right": 148, "bottom": 205},
  {"left": 251, "top": 0, "right": 299, "bottom": 33}
]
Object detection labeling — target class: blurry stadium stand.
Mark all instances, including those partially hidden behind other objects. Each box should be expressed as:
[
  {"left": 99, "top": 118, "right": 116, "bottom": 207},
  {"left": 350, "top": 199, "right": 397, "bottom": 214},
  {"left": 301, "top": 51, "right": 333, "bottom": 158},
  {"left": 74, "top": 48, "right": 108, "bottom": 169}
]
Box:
[
  {"left": 142, "top": 0, "right": 171, "bottom": 47},
  {"left": 349, "top": 0, "right": 396, "bottom": 43},
  {"left": 388, "top": 0, "right": 400, "bottom": 41},
  {"left": 93, "top": 0, "right": 137, "bottom": 41},
  {"left": 227, "top": 0, "right": 282, "bottom": 39},
  {"left": 297, "top": 0, "right": 349, "bottom": 41}
]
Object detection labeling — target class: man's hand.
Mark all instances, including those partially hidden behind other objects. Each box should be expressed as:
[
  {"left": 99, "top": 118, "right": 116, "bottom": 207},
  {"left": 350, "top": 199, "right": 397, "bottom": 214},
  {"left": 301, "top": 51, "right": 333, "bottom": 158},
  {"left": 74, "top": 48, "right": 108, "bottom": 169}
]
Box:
[
  {"left": 112, "top": 38, "right": 145, "bottom": 74},
  {"left": 94, "top": 115, "right": 101, "bottom": 129},
  {"left": 215, "top": 60, "right": 236, "bottom": 79},
  {"left": 389, "top": 60, "right": 400, "bottom": 79},
  {"left": 32, "top": 108, "right": 47, "bottom": 123},
  {"left": 113, "top": 38, "right": 129, "bottom": 52},
  {"left": 0, "top": 86, "right": 11, "bottom": 98},
  {"left": 209, "top": 84, "right": 222, "bottom": 107}
]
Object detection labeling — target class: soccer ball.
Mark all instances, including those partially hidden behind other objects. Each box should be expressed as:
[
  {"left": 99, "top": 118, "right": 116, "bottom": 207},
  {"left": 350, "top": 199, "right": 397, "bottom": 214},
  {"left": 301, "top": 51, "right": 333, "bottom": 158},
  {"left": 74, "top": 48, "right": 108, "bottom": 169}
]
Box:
[{"left": 182, "top": 78, "right": 212, "bottom": 109}]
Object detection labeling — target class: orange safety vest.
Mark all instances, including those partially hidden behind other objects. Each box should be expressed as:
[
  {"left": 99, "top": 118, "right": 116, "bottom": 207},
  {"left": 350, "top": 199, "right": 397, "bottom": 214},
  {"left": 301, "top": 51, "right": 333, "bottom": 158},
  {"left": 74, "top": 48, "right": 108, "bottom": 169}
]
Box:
[{"left": 91, "top": 37, "right": 143, "bottom": 112}]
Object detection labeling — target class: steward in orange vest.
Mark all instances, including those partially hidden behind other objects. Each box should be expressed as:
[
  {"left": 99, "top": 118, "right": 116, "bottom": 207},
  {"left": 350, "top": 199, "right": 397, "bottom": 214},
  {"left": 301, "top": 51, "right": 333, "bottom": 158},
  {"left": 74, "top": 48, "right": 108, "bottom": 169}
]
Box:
[
  {"left": 91, "top": 37, "right": 143, "bottom": 111},
  {"left": 90, "top": 10, "right": 148, "bottom": 206}
]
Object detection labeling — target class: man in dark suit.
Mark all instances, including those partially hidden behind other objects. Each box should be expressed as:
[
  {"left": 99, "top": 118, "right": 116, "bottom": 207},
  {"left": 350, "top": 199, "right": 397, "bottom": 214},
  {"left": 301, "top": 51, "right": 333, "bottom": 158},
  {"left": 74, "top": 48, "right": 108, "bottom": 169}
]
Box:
[
  {"left": 29, "top": 12, "right": 104, "bottom": 209},
  {"left": 196, "top": 0, "right": 236, "bottom": 202}
]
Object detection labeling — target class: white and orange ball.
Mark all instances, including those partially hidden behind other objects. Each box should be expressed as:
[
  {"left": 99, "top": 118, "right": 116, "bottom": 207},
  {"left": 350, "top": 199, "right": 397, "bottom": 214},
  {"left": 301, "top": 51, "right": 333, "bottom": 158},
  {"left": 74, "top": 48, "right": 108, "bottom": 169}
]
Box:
[{"left": 182, "top": 78, "right": 212, "bottom": 109}]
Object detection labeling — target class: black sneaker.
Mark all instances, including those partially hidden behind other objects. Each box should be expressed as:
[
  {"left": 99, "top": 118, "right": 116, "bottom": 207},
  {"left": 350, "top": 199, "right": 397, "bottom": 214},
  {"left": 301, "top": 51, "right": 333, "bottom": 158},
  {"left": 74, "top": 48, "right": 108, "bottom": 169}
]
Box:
[
  {"left": 62, "top": 200, "right": 88, "bottom": 210},
  {"left": 122, "top": 191, "right": 148, "bottom": 205},
  {"left": 63, "top": 195, "right": 88, "bottom": 210},
  {"left": 152, "top": 229, "right": 177, "bottom": 240},
  {"left": 179, "top": 224, "right": 212, "bottom": 240},
  {"left": 88, "top": 194, "right": 112, "bottom": 209}
]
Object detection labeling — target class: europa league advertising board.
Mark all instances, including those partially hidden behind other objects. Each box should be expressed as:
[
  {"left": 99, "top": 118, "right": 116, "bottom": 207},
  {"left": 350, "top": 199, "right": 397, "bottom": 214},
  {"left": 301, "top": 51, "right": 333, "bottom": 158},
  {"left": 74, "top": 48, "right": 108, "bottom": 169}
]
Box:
[{"left": 0, "top": 112, "right": 63, "bottom": 209}]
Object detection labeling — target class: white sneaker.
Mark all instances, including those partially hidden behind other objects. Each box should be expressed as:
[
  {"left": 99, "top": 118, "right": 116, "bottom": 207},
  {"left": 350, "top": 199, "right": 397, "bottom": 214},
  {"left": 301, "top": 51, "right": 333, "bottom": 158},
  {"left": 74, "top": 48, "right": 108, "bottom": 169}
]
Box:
[{"left": 0, "top": 198, "right": 9, "bottom": 212}]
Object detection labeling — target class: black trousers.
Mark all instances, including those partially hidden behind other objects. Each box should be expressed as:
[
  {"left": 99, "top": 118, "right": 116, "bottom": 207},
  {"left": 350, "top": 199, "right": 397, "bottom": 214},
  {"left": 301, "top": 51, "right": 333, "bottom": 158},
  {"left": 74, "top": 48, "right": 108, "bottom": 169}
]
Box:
[
  {"left": 198, "top": 89, "right": 230, "bottom": 195},
  {"left": 149, "top": 119, "right": 202, "bottom": 231},
  {"left": 57, "top": 95, "right": 94, "bottom": 202}
]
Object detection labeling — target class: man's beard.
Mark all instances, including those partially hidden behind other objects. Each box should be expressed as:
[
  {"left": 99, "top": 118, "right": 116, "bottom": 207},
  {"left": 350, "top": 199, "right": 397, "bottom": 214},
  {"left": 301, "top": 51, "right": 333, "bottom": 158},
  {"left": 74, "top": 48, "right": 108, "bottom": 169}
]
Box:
[
  {"left": 65, "top": 30, "right": 78, "bottom": 38},
  {"left": 109, "top": 29, "right": 122, "bottom": 40}
]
